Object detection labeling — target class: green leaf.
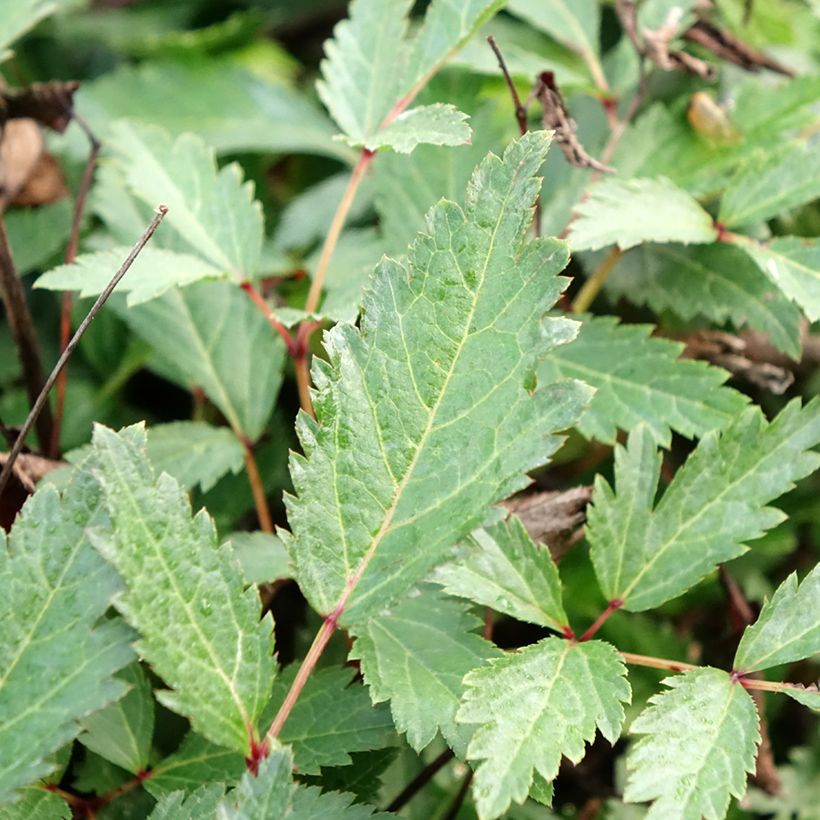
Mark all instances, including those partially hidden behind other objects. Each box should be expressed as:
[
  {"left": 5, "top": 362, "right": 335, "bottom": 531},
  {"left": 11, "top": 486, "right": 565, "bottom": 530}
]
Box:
[
  {"left": 80, "top": 60, "right": 351, "bottom": 162},
  {"left": 432, "top": 516, "right": 569, "bottom": 631},
  {"left": 89, "top": 424, "right": 276, "bottom": 755},
  {"left": 606, "top": 242, "right": 803, "bottom": 359},
  {"left": 719, "top": 141, "right": 820, "bottom": 229},
  {"left": 781, "top": 686, "right": 820, "bottom": 712},
  {"left": 739, "top": 236, "right": 820, "bottom": 322},
  {"left": 587, "top": 401, "right": 820, "bottom": 612},
  {"left": 363, "top": 103, "right": 470, "bottom": 154},
  {"left": 0, "top": 470, "right": 134, "bottom": 802},
  {"left": 745, "top": 741, "right": 820, "bottom": 819},
  {"left": 569, "top": 177, "right": 718, "bottom": 251},
  {"left": 146, "top": 422, "right": 245, "bottom": 493},
  {"left": 259, "top": 666, "right": 395, "bottom": 775},
  {"left": 78, "top": 662, "right": 154, "bottom": 774},
  {"left": 109, "top": 122, "right": 263, "bottom": 280},
  {"left": 284, "top": 132, "right": 591, "bottom": 625},
  {"left": 287, "top": 787, "right": 390, "bottom": 820},
  {"left": 35, "top": 247, "right": 225, "bottom": 306},
  {"left": 317, "top": 0, "right": 499, "bottom": 150},
  {"left": 148, "top": 784, "right": 226, "bottom": 820},
  {"left": 350, "top": 587, "right": 501, "bottom": 757},
  {"left": 624, "top": 669, "right": 759, "bottom": 819},
  {"left": 229, "top": 532, "right": 291, "bottom": 586},
  {"left": 734, "top": 564, "right": 820, "bottom": 673},
  {"left": 120, "top": 280, "right": 286, "bottom": 441},
  {"left": 0, "top": 0, "right": 59, "bottom": 57},
  {"left": 0, "top": 788, "right": 71, "bottom": 820},
  {"left": 5, "top": 201, "right": 72, "bottom": 274},
  {"left": 539, "top": 315, "right": 749, "bottom": 446},
  {"left": 458, "top": 637, "right": 630, "bottom": 820},
  {"left": 144, "top": 731, "right": 244, "bottom": 799},
  {"left": 299, "top": 749, "right": 398, "bottom": 805}
]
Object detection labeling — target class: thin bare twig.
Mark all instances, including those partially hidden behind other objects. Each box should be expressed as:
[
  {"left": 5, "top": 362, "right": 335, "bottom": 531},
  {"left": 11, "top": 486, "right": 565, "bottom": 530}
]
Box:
[
  {"left": 572, "top": 247, "right": 624, "bottom": 313},
  {"left": 0, "top": 205, "right": 167, "bottom": 502},
  {"left": 0, "top": 214, "right": 54, "bottom": 451},
  {"left": 51, "top": 113, "right": 101, "bottom": 458},
  {"left": 442, "top": 769, "right": 474, "bottom": 820},
  {"left": 385, "top": 749, "right": 455, "bottom": 812}
]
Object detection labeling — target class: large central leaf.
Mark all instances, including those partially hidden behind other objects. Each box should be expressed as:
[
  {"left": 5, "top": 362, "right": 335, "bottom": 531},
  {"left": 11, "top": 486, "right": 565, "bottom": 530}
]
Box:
[{"left": 284, "top": 132, "right": 591, "bottom": 626}]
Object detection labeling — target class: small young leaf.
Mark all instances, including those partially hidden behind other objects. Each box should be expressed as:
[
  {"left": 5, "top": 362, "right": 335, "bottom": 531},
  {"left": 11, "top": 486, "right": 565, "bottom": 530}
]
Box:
[
  {"left": 259, "top": 666, "right": 395, "bottom": 774},
  {"left": 432, "top": 516, "right": 569, "bottom": 632},
  {"left": 120, "top": 280, "right": 286, "bottom": 441},
  {"left": 457, "top": 637, "right": 630, "bottom": 820},
  {"left": 734, "top": 564, "right": 820, "bottom": 674},
  {"left": 363, "top": 103, "right": 470, "bottom": 154},
  {"left": 625, "top": 668, "right": 760, "bottom": 819},
  {"left": 229, "top": 532, "right": 291, "bottom": 586},
  {"left": 148, "top": 784, "right": 226, "bottom": 820},
  {"left": 569, "top": 177, "right": 718, "bottom": 251},
  {"left": 350, "top": 587, "right": 501, "bottom": 757},
  {"left": 78, "top": 662, "right": 154, "bottom": 775},
  {"left": 588, "top": 400, "right": 820, "bottom": 611},
  {"left": 109, "top": 122, "right": 264, "bottom": 280},
  {"left": 0, "top": 470, "right": 134, "bottom": 802},
  {"left": 34, "top": 247, "right": 225, "bottom": 306},
  {"left": 146, "top": 422, "right": 245, "bottom": 493},
  {"left": 538, "top": 314, "right": 749, "bottom": 446},
  {"left": 90, "top": 424, "right": 276, "bottom": 755},
  {"left": 739, "top": 236, "right": 820, "bottom": 322},
  {"left": 285, "top": 132, "right": 591, "bottom": 626},
  {"left": 719, "top": 141, "right": 820, "bottom": 229},
  {"left": 144, "top": 731, "right": 244, "bottom": 799}
]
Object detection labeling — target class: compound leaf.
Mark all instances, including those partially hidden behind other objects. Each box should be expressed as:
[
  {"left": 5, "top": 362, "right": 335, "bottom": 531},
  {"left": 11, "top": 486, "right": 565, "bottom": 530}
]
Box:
[
  {"left": 0, "top": 470, "right": 134, "bottom": 802},
  {"left": 734, "top": 564, "right": 820, "bottom": 673},
  {"left": 625, "top": 669, "right": 759, "bottom": 820},
  {"left": 538, "top": 314, "right": 749, "bottom": 446},
  {"left": 109, "top": 122, "right": 263, "bottom": 280},
  {"left": 569, "top": 177, "right": 717, "bottom": 251},
  {"left": 350, "top": 587, "right": 501, "bottom": 757},
  {"left": 588, "top": 401, "right": 820, "bottom": 612},
  {"left": 284, "top": 132, "right": 591, "bottom": 626},
  {"left": 89, "top": 424, "right": 276, "bottom": 755},
  {"left": 259, "top": 666, "right": 395, "bottom": 775},
  {"left": 457, "top": 637, "right": 630, "bottom": 820},
  {"left": 432, "top": 516, "right": 569, "bottom": 632}
]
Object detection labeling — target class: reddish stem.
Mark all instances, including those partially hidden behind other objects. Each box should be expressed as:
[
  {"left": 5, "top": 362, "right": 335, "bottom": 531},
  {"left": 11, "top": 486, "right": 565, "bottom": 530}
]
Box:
[
  {"left": 240, "top": 281, "right": 296, "bottom": 355},
  {"left": 242, "top": 437, "right": 274, "bottom": 534},
  {"left": 579, "top": 599, "right": 622, "bottom": 642}
]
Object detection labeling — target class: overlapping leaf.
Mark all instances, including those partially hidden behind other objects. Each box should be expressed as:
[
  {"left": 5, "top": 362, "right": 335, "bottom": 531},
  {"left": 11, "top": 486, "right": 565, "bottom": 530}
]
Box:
[
  {"left": 625, "top": 669, "right": 759, "bottom": 819},
  {"left": 149, "top": 784, "right": 225, "bottom": 820},
  {"left": 284, "top": 132, "right": 591, "bottom": 626},
  {"left": 606, "top": 242, "right": 803, "bottom": 358},
  {"left": 538, "top": 315, "right": 749, "bottom": 446},
  {"left": 0, "top": 788, "right": 71, "bottom": 820},
  {"left": 734, "top": 564, "right": 820, "bottom": 674},
  {"left": 432, "top": 517, "right": 569, "bottom": 631},
  {"left": 587, "top": 400, "right": 820, "bottom": 612},
  {"left": 351, "top": 587, "right": 500, "bottom": 757},
  {"left": 1, "top": 0, "right": 59, "bottom": 57},
  {"left": 228, "top": 532, "right": 291, "bottom": 586},
  {"left": 457, "top": 637, "right": 630, "bottom": 819},
  {"left": 109, "top": 122, "right": 263, "bottom": 280},
  {"left": 89, "top": 424, "right": 276, "bottom": 754},
  {"left": 0, "top": 470, "right": 134, "bottom": 802}
]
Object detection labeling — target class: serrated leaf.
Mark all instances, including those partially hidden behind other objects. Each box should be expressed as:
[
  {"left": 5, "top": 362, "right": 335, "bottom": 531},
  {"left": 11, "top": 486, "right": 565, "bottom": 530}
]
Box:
[
  {"left": 606, "top": 242, "right": 803, "bottom": 359},
  {"left": 89, "top": 424, "right": 276, "bottom": 754},
  {"left": 119, "top": 280, "right": 286, "bottom": 441},
  {"left": 540, "top": 315, "right": 749, "bottom": 446},
  {"left": 362, "top": 103, "right": 470, "bottom": 153},
  {"left": 0, "top": 470, "right": 134, "bottom": 802},
  {"left": 0, "top": 788, "right": 71, "bottom": 820},
  {"left": 432, "top": 517, "right": 569, "bottom": 631},
  {"left": 624, "top": 668, "right": 759, "bottom": 819},
  {"left": 5, "top": 200, "right": 72, "bottom": 274},
  {"left": 351, "top": 587, "right": 501, "bottom": 757},
  {"left": 35, "top": 247, "right": 224, "bottom": 306},
  {"left": 300, "top": 748, "right": 398, "bottom": 804},
  {"left": 587, "top": 401, "right": 820, "bottom": 612},
  {"left": 78, "top": 662, "right": 154, "bottom": 774},
  {"left": 719, "top": 141, "right": 820, "bottom": 229},
  {"left": 739, "top": 236, "right": 820, "bottom": 323},
  {"left": 229, "top": 532, "right": 291, "bottom": 586},
  {"left": 259, "top": 666, "right": 395, "bottom": 775},
  {"left": 148, "top": 784, "right": 226, "bottom": 820},
  {"left": 569, "top": 177, "right": 718, "bottom": 251},
  {"left": 782, "top": 686, "right": 820, "bottom": 711},
  {"left": 146, "top": 422, "right": 245, "bottom": 493},
  {"left": 745, "top": 741, "right": 820, "bottom": 818},
  {"left": 285, "top": 132, "right": 591, "bottom": 626},
  {"left": 734, "top": 564, "right": 820, "bottom": 673},
  {"left": 109, "top": 122, "right": 263, "bottom": 280},
  {"left": 0, "top": 0, "right": 58, "bottom": 57},
  {"left": 458, "top": 637, "right": 630, "bottom": 820},
  {"left": 80, "top": 60, "right": 351, "bottom": 162},
  {"left": 144, "top": 731, "right": 245, "bottom": 799},
  {"left": 316, "top": 0, "right": 499, "bottom": 149}
]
